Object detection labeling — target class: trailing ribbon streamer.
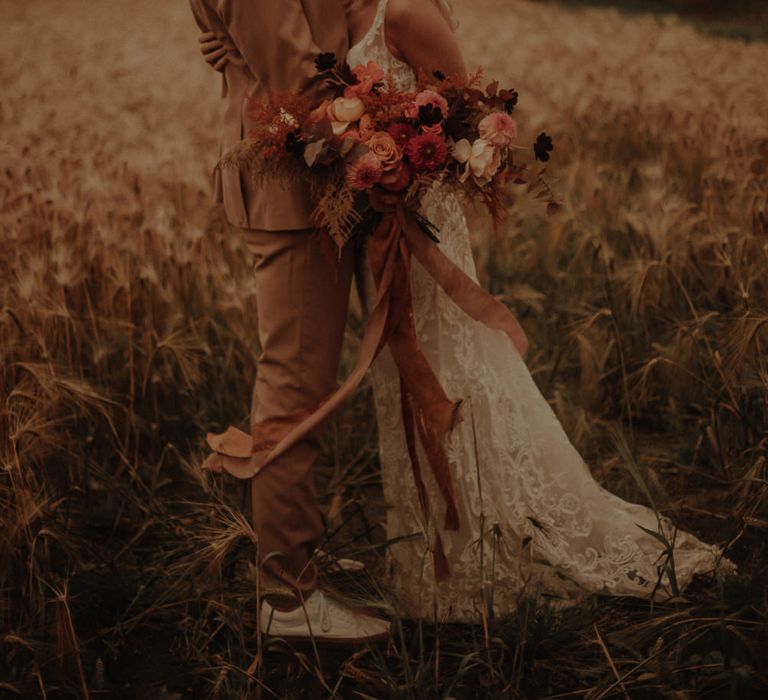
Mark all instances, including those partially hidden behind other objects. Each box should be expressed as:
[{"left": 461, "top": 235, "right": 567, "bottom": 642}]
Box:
[{"left": 201, "top": 195, "right": 528, "bottom": 582}]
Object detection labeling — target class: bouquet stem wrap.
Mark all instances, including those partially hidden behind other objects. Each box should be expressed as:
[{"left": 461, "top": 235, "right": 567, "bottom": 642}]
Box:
[{"left": 202, "top": 195, "right": 528, "bottom": 582}]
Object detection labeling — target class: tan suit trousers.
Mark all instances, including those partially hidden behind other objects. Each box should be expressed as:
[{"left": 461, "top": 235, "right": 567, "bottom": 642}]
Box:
[{"left": 241, "top": 227, "right": 354, "bottom": 595}]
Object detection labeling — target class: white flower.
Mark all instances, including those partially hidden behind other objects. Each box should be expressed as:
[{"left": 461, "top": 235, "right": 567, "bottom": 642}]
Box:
[
  {"left": 452, "top": 138, "right": 472, "bottom": 164},
  {"left": 278, "top": 108, "right": 298, "bottom": 127},
  {"left": 460, "top": 139, "right": 501, "bottom": 185}
]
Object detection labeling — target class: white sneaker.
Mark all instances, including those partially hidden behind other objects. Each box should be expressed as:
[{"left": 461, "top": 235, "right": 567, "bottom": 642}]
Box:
[{"left": 260, "top": 589, "right": 389, "bottom": 645}]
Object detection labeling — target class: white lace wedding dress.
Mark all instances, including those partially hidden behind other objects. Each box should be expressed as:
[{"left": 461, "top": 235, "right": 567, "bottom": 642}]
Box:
[{"left": 348, "top": 0, "right": 731, "bottom": 622}]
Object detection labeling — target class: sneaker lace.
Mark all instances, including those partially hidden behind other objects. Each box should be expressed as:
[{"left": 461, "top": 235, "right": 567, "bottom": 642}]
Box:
[{"left": 309, "top": 591, "right": 357, "bottom": 634}]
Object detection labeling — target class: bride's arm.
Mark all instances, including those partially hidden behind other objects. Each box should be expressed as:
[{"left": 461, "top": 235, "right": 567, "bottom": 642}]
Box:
[{"left": 386, "top": 0, "right": 466, "bottom": 79}]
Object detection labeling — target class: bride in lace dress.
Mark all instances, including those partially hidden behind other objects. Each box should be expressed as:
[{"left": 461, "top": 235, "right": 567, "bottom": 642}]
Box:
[{"left": 346, "top": 0, "right": 732, "bottom": 622}]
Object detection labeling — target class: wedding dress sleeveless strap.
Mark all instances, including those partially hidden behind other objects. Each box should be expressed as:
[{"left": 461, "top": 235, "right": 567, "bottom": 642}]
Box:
[
  {"left": 349, "top": 0, "right": 732, "bottom": 621},
  {"left": 348, "top": 0, "right": 412, "bottom": 89}
]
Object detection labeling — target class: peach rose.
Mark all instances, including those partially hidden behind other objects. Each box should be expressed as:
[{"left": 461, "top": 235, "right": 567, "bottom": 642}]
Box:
[
  {"left": 365, "top": 131, "right": 402, "bottom": 171},
  {"left": 328, "top": 96, "right": 365, "bottom": 135},
  {"left": 330, "top": 96, "right": 365, "bottom": 122},
  {"left": 478, "top": 111, "right": 518, "bottom": 147},
  {"left": 358, "top": 114, "right": 376, "bottom": 142}
]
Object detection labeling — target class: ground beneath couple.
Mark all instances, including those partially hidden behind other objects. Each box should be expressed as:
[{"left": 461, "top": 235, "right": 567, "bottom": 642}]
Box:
[{"left": 2, "top": 0, "right": 766, "bottom": 697}]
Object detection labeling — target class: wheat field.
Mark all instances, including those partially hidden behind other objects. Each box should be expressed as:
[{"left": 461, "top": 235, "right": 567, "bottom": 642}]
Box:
[{"left": 1, "top": 0, "right": 766, "bottom": 697}]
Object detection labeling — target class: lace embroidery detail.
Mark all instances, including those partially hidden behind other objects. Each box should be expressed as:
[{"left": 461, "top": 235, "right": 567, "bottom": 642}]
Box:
[
  {"left": 347, "top": 0, "right": 412, "bottom": 90},
  {"left": 350, "top": 0, "right": 733, "bottom": 622}
]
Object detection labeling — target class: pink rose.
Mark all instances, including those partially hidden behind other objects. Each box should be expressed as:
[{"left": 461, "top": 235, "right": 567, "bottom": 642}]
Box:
[
  {"left": 346, "top": 152, "right": 383, "bottom": 190},
  {"left": 365, "top": 131, "right": 402, "bottom": 171},
  {"left": 478, "top": 112, "right": 518, "bottom": 147}
]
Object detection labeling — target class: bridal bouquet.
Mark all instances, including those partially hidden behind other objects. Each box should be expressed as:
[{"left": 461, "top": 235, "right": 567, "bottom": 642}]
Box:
[
  {"left": 231, "top": 53, "right": 559, "bottom": 250},
  {"left": 209, "top": 55, "right": 556, "bottom": 581}
]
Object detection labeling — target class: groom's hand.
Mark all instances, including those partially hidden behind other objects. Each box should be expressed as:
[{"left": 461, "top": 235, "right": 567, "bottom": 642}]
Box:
[
  {"left": 199, "top": 31, "right": 228, "bottom": 73},
  {"left": 218, "top": 0, "right": 347, "bottom": 107}
]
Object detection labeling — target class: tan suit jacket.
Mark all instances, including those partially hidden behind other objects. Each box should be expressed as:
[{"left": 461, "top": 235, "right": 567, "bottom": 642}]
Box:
[{"left": 189, "top": 0, "right": 349, "bottom": 230}]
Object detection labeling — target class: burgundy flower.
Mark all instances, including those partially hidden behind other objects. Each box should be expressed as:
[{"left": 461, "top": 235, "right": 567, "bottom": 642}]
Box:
[
  {"left": 388, "top": 123, "right": 418, "bottom": 148},
  {"left": 405, "top": 132, "right": 449, "bottom": 172},
  {"left": 314, "top": 52, "right": 337, "bottom": 73},
  {"left": 418, "top": 104, "right": 443, "bottom": 127},
  {"left": 500, "top": 88, "right": 519, "bottom": 114},
  {"left": 285, "top": 129, "right": 306, "bottom": 158}
]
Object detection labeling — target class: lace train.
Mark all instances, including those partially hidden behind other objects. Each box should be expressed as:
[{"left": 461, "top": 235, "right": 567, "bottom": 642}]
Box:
[{"left": 362, "top": 189, "right": 730, "bottom": 621}]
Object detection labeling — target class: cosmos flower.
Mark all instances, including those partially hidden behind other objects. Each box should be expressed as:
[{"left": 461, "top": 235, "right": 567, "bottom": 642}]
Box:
[
  {"left": 534, "top": 132, "right": 554, "bottom": 162},
  {"left": 314, "top": 52, "right": 337, "bottom": 72}
]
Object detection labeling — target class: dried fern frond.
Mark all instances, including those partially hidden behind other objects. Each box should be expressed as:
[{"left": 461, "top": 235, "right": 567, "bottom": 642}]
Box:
[{"left": 313, "top": 180, "right": 363, "bottom": 252}]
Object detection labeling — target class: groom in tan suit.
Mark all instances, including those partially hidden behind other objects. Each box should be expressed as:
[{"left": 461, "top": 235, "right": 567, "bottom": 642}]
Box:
[
  {"left": 190, "top": 0, "right": 344, "bottom": 231},
  {"left": 188, "top": 1, "right": 387, "bottom": 642}
]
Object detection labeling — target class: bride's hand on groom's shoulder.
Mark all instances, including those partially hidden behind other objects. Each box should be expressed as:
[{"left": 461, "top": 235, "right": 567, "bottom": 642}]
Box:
[{"left": 198, "top": 31, "right": 228, "bottom": 73}]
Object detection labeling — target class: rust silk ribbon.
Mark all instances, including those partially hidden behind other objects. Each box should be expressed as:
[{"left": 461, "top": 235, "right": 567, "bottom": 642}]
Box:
[{"left": 202, "top": 196, "right": 529, "bottom": 582}]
